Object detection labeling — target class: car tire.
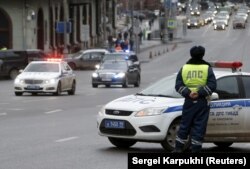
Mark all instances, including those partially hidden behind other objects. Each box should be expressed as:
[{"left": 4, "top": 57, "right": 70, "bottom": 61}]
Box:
[
  {"left": 122, "top": 77, "right": 128, "bottom": 88},
  {"left": 213, "top": 142, "right": 233, "bottom": 148},
  {"left": 108, "top": 137, "right": 137, "bottom": 148},
  {"left": 15, "top": 92, "right": 23, "bottom": 96},
  {"left": 68, "top": 80, "right": 76, "bottom": 95},
  {"left": 160, "top": 119, "right": 190, "bottom": 152},
  {"left": 68, "top": 62, "right": 76, "bottom": 70},
  {"left": 53, "top": 82, "right": 61, "bottom": 96},
  {"left": 134, "top": 75, "right": 140, "bottom": 87},
  {"left": 9, "top": 69, "right": 19, "bottom": 80},
  {"left": 92, "top": 83, "right": 98, "bottom": 88}
]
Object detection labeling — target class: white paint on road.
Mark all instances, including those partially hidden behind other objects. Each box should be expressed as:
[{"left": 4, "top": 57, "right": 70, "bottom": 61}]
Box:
[
  {"left": 44, "top": 109, "right": 62, "bottom": 114},
  {"left": 0, "top": 102, "right": 9, "bottom": 105},
  {"left": 22, "top": 97, "right": 57, "bottom": 103},
  {"left": 0, "top": 112, "right": 7, "bottom": 116},
  {"left": 55, "top": 136, "right": 79, "bottom": 143}
]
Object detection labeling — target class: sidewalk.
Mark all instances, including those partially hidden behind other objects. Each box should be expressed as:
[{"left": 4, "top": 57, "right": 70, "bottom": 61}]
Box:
[{"left": 116, "top": 15, "right": 192, "bottom": 63}]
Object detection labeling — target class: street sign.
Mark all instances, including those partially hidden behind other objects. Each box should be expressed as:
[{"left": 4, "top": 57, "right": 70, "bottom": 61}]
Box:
[
  {"left": 56, "top": 22, "right": 72, "bottom": 33},
  {"left": 167, "top": 19, "right": 177, "bottom": 29},
  {"left": 81, "top": 24, "right": 90, "bottom": 42}
]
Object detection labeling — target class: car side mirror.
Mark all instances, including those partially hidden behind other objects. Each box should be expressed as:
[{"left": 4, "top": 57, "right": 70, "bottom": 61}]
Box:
[
  {"left": 211, "top": 92, "right": 219, "bottom": 100},
  {"left": 95, "top": 64, "right": 100, "bottom": 69},
  {"left": 19, "top": 69, "right": 23, "bottom": 73}
]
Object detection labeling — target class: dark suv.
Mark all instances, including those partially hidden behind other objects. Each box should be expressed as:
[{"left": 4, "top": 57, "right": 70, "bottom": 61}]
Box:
[{"left": 0, "top": 49, "right": 48, "bottom": 79}]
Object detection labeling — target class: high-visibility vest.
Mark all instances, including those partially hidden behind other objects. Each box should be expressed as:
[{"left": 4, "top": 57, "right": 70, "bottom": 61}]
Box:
[{"left": 181, "top": 64, "right": 209, "bottom": 92}]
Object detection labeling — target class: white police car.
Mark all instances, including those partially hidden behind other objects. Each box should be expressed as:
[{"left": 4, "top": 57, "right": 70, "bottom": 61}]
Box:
[
  {"left": 14, "top": 59, "right": 76, "bottom": 96},
  {"left": 97, "top": 61, "right": 250, "bottom": 151}
]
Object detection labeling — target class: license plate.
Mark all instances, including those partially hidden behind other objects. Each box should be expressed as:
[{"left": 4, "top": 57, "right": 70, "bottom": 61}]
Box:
[
  {"left": 104, "top": 120, "right": 125, "bottom": 129},
  {"left": 102, "top": 78, "right": 112, "bottom": 81},
  {"left": 27, "top": 85, "right": 40, "bottom": 90}
]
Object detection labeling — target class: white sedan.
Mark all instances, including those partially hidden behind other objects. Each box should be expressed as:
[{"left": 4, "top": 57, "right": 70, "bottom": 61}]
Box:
[
  {"left": 97, "top": 61, "right": 250, "bottom": 151},
  {"left": 14, "top": 59, "right": 76, "bottom": 96}
]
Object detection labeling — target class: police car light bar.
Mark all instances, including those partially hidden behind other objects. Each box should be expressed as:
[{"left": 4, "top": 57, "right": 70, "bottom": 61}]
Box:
[
  {"left": 46, "top": 58, "right": 62, "bottom": 62},
  {"left": 209, "top": 61, "right": 243, "bottom": 69}
]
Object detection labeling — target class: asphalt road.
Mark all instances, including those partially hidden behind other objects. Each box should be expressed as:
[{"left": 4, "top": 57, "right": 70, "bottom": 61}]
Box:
[{"left": 1, "top": 15, "right": 250, "bottom": 169}]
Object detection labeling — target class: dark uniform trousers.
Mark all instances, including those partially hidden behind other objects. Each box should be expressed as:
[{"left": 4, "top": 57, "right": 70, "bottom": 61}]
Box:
[{"left": 175, "top": 97, "right": 210, "bottom": 152}]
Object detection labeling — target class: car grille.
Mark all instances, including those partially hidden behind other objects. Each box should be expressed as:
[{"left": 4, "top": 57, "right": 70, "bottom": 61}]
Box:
[
  {"left": 99, "top": 73, "right": 115, "bottom": 79},
  {"left": 105, "top": 109, "right": 133, "bottom": 116},
  {"left": 100, "top": 119, "right": 136, "bottom": 136},
  {"left": 24, "top": 79, "right": 44, "bottom": 84}
]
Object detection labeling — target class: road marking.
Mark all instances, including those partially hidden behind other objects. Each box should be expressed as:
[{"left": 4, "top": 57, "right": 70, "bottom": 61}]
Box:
[
  {"left": 7, "top": 108, "right": 24, "bottom": 111},
  {"left": 44, "top": 109, "right": 62, "bottom": 114},
  {"left": 55, "top": 136, "right": 79, "bottom": 143},
  {"left": 22, "top": 97, "right": 57, "bottom": 103},
  {"left": 0, "top": 112, "right": 7, "bottom": 116},
  {"left": 0, "top": 103, "right": 9, "bottom": 105}
]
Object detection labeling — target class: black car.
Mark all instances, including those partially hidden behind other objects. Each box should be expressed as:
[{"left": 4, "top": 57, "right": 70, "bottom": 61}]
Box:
[
  {"left": 0, "top": 49, "right": 48, "bottom": 79},
  {"left": 100, "top": 51, "right": 140, "bottom": 71},
  {"left": 92, "top": 60, "right": 140, "bottom": 88}
]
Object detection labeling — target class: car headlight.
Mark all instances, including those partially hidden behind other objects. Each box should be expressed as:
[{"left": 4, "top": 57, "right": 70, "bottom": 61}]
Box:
[
  {"left": 187, "top": 23, "right": 190, "bottom": 26},
  {"left": 194, "top": 22, "right": 197, "bottom": 25},
  {"left": 114, "top": 72, "right": 125, "bottom": 78},
  {"left": 14, "top": 78, "right": 24, "bottom": 84},
  {"left": 45, "top": 79, "right": 57, "bottom": 84},
  {"left": 135, "top": 107, "right": 166, "bottom": 117},
  {"left": 98, "top": 106, "right": 105, "bottom": 116},
  {"left": 214, "top": 25, "right": 217, "bottom": 29},
  {"left": 92, "top": 72, "right": 99, "bottom": 78}
]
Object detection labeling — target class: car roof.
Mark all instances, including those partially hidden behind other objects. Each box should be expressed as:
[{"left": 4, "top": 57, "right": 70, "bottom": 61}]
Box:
[
  {"left": 214, "top": 70, "right": 250, "bottom": 79},
  {"left": 29, "top": 60, "right": 65, "bottom": 64},
  {"left": 82, "top": 49, "right": 109, "bottom": 53}
]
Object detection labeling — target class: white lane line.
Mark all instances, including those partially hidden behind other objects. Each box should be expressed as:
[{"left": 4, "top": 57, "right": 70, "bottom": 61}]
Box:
[
  {"left": 7, "top": 108, "right": 24, "bottom": 111},
  {"left": 0, "top": 112, "right": 7, "bottom": 116},
  {"left": 55, "top": 136, "right": 79, "bottom": 143},
  {"left": 22, "top": 97, "right": 57, "bottom": 103},
  {"left": 44, "top": 109, "right": 62, "bottom": 114},
  {"left": 0, "top": 103, "right": 9, "bottom": 105}
]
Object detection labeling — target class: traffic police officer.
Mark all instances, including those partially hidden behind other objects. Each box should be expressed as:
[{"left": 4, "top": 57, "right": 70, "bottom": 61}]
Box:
[{"left": 174, "top": 46, "right": 217, "bottom": 153}]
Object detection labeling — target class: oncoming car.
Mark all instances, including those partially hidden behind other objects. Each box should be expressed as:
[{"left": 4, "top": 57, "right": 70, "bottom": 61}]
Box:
[
  {"left": 92, "top": 60, "right": 140, "bottom": 88},
  {"left": 14, "top": 59, "right": 76, "bottom": 96},
  {"left": 97, "top": 61, "right": 250, "bottom": 151}
]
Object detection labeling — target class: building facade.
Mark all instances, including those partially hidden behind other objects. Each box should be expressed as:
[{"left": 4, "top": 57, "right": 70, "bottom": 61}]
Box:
[{"left": 0, "top": 0, "right": 117, "bottom": 53}]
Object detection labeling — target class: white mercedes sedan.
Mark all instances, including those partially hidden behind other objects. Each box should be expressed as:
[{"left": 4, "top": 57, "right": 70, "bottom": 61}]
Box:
[{"left": 14, "top": 59, "right": 76, "bottom": 96}]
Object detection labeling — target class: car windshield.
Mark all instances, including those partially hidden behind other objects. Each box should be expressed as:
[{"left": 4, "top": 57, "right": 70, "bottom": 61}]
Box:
[
  {"left": 70, "top": 51, "right": 83, "bottom": 58},
  {"left": 103, "top": 54, "right": 128, "bottom": 61},
  {"left": 137, "top": 74, "right": 182, "bottom": 98},
  {"left": 24, "top": 63, "right": 59, "bottom": 72},
  {"left": 100, "top": 61, "right": 127, "bottom": 70}
]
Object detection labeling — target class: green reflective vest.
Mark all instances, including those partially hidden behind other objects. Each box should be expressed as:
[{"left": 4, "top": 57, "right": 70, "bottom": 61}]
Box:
[{"left": 181, "top": 64, "right": 209, "bottom": 92}]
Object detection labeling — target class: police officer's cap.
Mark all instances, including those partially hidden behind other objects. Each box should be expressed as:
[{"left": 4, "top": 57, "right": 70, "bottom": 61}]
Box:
[{"left": 190, "top": 46, "right": 205, "bottom": 60}]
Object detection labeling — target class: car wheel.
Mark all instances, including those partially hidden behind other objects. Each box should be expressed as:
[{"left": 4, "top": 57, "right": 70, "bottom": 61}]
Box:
[
  {"left": 108, "top": 137, "right": 137, "bottom": 148},
  {"left": 53, "top": 82, "right": 61, "bottom": 96},
  {"left": 9, "top": 69, "right": 19, "bottom": 80},
  {"left": 92, "top": 83, "right": 98, "bottom": 88},
  {"left": 15, "top": 92, "right": 23, "bottom": 96},
  {"left": 68, "top": 62, "right": 76, "bottom": 70},
  {"left": 68, "top": 80, "right": 76, "bottom": 95},
  {"left": 134, "top": 75, "right": 140, "bottom": 87},
  {"left": 160, "top": 119, "right": 190, "bottom": 152},
  {"left": 213, "top": 142, "right": 233, "bottom": 148},
  {"left": 122, "top": 77, "right": 128, "bottom": 88}
]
